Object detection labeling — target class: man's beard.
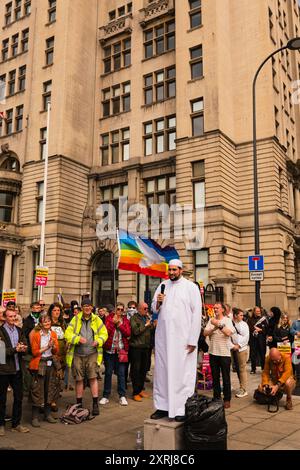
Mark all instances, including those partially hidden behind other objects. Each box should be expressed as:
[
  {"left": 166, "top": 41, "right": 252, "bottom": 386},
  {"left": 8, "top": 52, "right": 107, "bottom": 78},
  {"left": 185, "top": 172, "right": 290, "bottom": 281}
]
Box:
[{"left": 170, "top": 274, "right": 181, "bottom": 282}]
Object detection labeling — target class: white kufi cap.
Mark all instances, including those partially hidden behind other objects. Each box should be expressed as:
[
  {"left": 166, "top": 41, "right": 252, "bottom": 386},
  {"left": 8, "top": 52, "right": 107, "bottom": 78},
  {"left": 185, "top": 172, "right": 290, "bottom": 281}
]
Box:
[{"left": 168, "top": 259, "right": 183, "bottom": 269}]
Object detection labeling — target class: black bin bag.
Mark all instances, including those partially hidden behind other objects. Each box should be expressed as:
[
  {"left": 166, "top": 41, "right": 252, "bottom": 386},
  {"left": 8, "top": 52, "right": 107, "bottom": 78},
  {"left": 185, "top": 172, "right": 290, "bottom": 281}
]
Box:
[{"left": 184, "top": 394, "right": 227, "bottom": 450}]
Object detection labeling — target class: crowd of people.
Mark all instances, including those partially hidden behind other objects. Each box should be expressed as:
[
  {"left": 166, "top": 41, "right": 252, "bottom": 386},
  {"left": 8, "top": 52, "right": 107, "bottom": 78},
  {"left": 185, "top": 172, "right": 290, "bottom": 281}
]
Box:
[{"left": 0, "top": 282, "right": 299, "bottom": 437}]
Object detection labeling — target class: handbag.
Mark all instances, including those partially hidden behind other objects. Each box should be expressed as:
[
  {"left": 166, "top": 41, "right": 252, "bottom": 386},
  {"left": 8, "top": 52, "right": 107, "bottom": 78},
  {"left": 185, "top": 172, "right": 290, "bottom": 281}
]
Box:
[
  {"left": 253, "top": 388, "right": 283, "bottom": 413},
  {"left": 118, "top": 349, "right": 128, "bottom": 363}
]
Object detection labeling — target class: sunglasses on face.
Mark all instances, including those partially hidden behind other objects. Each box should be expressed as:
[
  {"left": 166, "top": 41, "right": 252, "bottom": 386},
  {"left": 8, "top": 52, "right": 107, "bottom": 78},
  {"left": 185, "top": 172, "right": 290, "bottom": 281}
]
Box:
[
  {"left": 117, "top": 308, "right": 124, "bottom": 312},
  {"left": 40, "top": 304, "right": 45, "bottom": 307}
]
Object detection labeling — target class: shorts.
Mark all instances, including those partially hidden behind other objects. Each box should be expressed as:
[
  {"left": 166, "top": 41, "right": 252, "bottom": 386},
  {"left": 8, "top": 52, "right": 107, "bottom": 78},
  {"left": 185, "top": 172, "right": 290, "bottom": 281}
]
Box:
[{"left": 72, "top": 353, "right": 99, "bottom": 381}]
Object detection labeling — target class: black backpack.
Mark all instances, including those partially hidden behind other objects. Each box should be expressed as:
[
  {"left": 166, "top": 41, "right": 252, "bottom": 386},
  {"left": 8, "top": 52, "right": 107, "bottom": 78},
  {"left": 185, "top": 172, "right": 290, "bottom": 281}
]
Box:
[{"left": 253, "top": 388, "right": 283, "bottom": 413}]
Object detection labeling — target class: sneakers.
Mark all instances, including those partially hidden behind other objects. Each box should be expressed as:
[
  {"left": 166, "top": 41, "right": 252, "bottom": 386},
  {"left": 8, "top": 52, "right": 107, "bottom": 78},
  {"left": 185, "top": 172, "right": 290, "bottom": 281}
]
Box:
[
  {"left": 139, "top": 391, "right": 149, "bottom": 398},
  {"left": 235, "top": 389, "right": 248, "bottom": 398},
  {"left": 11, "top": 425, "right": 30, "bottom": 433},
  {"left": 119, "top": 396, "right": 128, "bottom": 406},
  {"left": 133, "top": 394, "right": 143, "bottom": 402},
  {"left": 99, "top": 397, "right": 109, "bottom": 405},
  {"left": 285, "top": 398, "right": 293, "bottom": 410},
  {"left": 0, "top": 426, "right": 4, "bottom": 437}
]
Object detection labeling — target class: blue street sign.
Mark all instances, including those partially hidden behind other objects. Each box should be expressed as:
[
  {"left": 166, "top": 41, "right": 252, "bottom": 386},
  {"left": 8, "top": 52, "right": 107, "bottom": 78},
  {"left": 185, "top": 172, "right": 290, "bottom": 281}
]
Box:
[{"left": 248, "top": 255, "right": 264, "bottom": 271}]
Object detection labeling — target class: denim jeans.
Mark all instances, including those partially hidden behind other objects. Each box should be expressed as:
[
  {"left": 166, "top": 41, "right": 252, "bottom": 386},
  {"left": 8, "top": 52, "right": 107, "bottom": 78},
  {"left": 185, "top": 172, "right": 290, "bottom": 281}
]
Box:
[{"left": 103, "top": 351, "right": 126, "bottom": 398}]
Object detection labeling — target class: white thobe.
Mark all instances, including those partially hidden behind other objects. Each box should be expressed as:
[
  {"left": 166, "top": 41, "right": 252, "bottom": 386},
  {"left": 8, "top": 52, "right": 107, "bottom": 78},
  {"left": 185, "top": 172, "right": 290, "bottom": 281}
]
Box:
[{"left": 151, "top": 277, "right": 202, "bottom": 418}]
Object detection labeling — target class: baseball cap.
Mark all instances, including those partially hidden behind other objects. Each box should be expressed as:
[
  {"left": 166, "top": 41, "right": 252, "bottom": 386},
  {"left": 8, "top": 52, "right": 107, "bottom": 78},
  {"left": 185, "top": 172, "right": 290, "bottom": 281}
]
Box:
[{"left": 81, "top": 298, "right": 92, "bottom": 306}]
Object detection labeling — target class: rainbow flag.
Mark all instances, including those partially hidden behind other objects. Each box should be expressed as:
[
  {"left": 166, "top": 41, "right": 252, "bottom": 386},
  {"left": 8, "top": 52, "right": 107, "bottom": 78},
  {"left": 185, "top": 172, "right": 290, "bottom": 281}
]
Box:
[{"left": 117, "top": 229, "right": 179, "bottom": 279}]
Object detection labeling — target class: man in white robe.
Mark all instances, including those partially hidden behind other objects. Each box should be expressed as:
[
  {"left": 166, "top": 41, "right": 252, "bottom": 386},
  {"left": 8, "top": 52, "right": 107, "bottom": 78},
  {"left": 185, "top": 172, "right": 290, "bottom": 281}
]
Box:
[{"left": 150, "top": 259, "right": 201, "bottom": 421}]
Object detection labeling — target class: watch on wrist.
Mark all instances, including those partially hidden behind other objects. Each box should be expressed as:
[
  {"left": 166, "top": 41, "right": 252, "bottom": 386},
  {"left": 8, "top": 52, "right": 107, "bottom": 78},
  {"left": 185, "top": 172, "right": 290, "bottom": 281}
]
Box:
[{"left": 218, "top": 324, "right": 224, "bottom": 330}]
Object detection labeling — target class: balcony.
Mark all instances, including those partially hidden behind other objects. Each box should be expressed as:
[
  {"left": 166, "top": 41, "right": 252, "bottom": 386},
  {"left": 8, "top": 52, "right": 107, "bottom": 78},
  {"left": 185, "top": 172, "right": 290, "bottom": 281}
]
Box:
[
  {"left": 99, "top": 14, "right": 133, "bottom": 43},
  {"left": 140, "top": 0, "right": 175, "bottom": 27}
]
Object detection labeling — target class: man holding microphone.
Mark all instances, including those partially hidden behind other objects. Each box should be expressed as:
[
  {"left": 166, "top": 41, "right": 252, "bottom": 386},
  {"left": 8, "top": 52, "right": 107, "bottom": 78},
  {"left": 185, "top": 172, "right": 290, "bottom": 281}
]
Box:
[{"left": 150, "top": 259, "right": 201, "bottom": 421}]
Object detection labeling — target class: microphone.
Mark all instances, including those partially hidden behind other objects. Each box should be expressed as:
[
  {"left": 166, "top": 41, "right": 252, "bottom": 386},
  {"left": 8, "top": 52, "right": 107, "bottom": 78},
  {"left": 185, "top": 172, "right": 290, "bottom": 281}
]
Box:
[{"left": 158, "top": 284, "right": 166, "bottom": 307}]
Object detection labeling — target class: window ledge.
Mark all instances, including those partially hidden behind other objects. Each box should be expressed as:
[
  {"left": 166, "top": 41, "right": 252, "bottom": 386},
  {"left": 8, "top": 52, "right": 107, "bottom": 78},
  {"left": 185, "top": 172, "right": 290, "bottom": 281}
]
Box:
[
  {"left": 141, "top": 49, "right": 175, "bottom": 63},
  {"left": 0, "top": 50, "right": 28, "bottom": 64},
  {"left": 45, "top": 20, "right": 56, "bottom": 27},
  {"left": 42, "top": 63, "right": 54, "bottom": 70},
  {"left": 100, "top": 64, "right": 132, "bottom": 78},
  {"left": 187, "top": 24, "right": 203, "bottom": 33},
  {"left": 188, "top": 76, "right": 204, "bottom": 84},
  {"left": 142, "top": 96, "right": 175, "bottom": 108},
  {"left": 100, "top": 109, "right": 131, "bottom": 121},
  {"left": 0, "top": 129, "right": 23, "bottom": 139},
  {"left": 6, "top": 89, "right": 26, "bottom": 99},
  {"left": 2, "top": 13, "right": 31, "bottom": 30}
]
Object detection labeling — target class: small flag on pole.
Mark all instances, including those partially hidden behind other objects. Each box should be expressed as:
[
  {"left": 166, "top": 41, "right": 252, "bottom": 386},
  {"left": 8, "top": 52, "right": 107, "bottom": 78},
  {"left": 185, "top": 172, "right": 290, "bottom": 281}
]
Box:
[
  {"left": 0, "top": 111, "right": 7, "bottom": 121},
  {"left": 117, "top": 229, "right": 179, "bottom": 279}
]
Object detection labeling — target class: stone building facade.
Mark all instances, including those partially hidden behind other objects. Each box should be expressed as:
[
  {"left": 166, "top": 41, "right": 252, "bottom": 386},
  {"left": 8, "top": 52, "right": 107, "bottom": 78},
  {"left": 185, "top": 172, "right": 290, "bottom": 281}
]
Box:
[{"left": 0, "top": 0, "right": 300, "bottom": 313}]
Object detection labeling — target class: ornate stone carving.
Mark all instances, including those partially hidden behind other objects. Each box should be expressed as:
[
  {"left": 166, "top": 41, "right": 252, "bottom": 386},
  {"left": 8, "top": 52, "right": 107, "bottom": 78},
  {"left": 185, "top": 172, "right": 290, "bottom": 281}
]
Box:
[
  {"left": 1, "top": 143, "right": 9, "bottom": 154},
  {"left": 140, "top": 0, "right": 174, "bottom": 26},
  {"left": 0, "top": 224, "right": 7, "bottom": 231},
  {"left": 100, "top": 15, "right": 132, "bottom": 42}
]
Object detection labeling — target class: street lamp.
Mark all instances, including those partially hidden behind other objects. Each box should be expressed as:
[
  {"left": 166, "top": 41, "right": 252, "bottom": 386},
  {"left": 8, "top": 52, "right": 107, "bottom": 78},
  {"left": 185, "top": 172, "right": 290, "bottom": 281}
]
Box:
[{"left": 252, "top": 37, "right": 300, "bottom": 307}]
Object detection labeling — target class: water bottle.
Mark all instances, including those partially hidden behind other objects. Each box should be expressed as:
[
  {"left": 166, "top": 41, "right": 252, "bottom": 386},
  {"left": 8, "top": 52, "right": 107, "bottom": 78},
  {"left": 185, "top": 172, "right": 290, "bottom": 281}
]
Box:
[
  {"left": 135, "top": 430, "right": 143, "bottom": 450},
  {"left": 0, "top": 339, "right": 6, "bottom": 365}
]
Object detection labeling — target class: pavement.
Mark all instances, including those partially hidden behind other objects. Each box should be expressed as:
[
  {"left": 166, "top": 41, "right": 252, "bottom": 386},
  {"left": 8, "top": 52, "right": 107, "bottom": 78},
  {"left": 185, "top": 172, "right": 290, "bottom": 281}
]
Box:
[{"left": 0, "top": 365, "right": 300, "bottom": 451}]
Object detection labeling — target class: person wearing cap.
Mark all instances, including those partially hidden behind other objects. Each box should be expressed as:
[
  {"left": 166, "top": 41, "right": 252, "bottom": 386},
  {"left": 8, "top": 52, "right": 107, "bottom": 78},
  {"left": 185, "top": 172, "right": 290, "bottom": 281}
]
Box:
[
  {"left": 64, "top": 298, "right": 108, "bottom": 416},
  {"left": 150, "top": 259, "right": 201, "bottom": 421}
]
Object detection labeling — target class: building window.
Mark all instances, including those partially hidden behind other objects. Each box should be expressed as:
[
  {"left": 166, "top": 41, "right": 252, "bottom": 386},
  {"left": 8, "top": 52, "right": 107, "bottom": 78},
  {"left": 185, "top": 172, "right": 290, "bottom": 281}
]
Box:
[
  {"left": 190, "top": 45, "right": 203, "bottom": 79},
  {"left": 102, "top": 82, "right": 131, "bottom": 117},
  {"left": 18, "top": 65, "right": 26, "bottom": 91},
  {"left": 6, "top": 108, "right": 13, "bottom": 134},
  {"left": 2, "top": 38, "right": 9, "bottom": 61},
  {"left": 109, "top": 10, "right": 116, "bottom": 21},
  {"left": 189, "top": 0, "right": 202, "bottom": 29},
  {"left": 24, "top": 0, "right": 31, "bottom": 15},
  {"left": 0, "top": 74, "right": 6, "bottom": 102},
  {"left": 5, "top": 3, "right": 12, "bottom": 25},
  {"left": 195, "top": 249, "right": 208, "bottom": 286},
  {"left": 144, "top": 20, "right": 175, "bottom": 59},
  {"left": 14, "top": 0, "right": 22, "bottom": 21},
  {"left": 192, "top": 160, "right": 205, "bottom": 209},
  {"left": 100, "top": 133, "right": 109, "bottom": 166},
  {"left": 101, "top": 184, "right": 128, "bottom": 225},
  {"left": 103, "top": 37, "right": 131, "bottom": 74},
  {"left": 143, "top": 116, "right": 176, "bottom": 156},
  {"left": 8, "top": 70, "right": 16, "bottom": 96},
  {"left": 48, "top": 0, "right": 56, "bottom": 23},
  {"left": 191, "top": 98, "right": 204, "bottom": 136},
  {"left": 15, "top": 104, "right": 23, "bottom": 131},
  {"left": 100, "top": 128, "right": 130, "bottom": 165},
  {"left": 11, "top": 33, "right": 19, "bottom": 56},
  {"left": 36, "top": 182, "right": 44, "bottom": 223},
  {"left": 0, "top": 192, "right": 13, "bottom": 223},
  {"left": 144, "top": 66, "right": 175, "bottom": 105},
  {"left": 40, "top": 128, "right": 47, "bottom": 160},
  {"left": 145, "top": 176, "right": 176, "bottom": 217},
  {"left": 43, "top": 80, "right": 52, "bottom": 110},
  {"left": 21, "top": 28, "right": 29, "bottom": 52},
  {"left": 45, "top": 37, "right": 54, "bottom": 65},
  {"left": 118, "top": 6, "right": 125, "bottom": 16}
]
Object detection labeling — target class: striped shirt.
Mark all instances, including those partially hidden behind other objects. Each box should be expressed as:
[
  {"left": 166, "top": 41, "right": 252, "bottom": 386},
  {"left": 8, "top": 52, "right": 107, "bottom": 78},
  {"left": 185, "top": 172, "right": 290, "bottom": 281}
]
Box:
[{"left": 205, "top": 317, "right": 235, "bottom": 357}]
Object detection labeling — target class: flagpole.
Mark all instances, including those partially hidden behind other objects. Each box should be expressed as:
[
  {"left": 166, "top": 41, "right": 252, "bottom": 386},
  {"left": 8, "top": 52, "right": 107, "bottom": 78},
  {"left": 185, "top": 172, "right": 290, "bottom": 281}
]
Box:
[{"left": 38, "top": 101, "right": 51, "bottom": 301}]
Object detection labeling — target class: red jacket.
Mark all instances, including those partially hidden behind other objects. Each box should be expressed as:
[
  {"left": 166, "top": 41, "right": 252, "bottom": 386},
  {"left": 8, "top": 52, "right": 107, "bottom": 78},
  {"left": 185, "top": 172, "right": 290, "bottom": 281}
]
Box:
[{"left": 103, "top": 313, "right": 131, "bottom": 352}]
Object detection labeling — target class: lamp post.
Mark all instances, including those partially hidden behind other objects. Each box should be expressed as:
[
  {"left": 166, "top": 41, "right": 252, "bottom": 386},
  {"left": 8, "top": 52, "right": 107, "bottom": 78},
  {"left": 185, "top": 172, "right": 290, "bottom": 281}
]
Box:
[{"left": 252, "top": 37, "right": 300, "bottom": 307}]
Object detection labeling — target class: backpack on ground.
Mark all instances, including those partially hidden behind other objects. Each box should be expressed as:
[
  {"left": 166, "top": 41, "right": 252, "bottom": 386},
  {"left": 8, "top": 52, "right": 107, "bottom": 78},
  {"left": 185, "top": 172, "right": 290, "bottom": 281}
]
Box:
[
  {"left": 60, "top": 403, "right": 93, "bottom": 425},
  {"left": 253, "top": 388, "right": 283, "bottom": 413}
]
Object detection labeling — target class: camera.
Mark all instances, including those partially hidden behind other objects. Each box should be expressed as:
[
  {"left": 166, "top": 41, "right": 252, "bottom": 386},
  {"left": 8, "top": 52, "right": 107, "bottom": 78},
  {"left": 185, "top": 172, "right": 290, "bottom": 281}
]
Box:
[{"left": 264, "top": 384, "right": 272, "bottom": 395}]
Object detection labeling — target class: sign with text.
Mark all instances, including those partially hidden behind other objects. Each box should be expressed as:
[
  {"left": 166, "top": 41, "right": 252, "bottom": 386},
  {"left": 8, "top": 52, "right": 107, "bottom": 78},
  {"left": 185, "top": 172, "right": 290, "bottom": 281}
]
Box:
[
  {"left": 248, "top": 255, "right": 264, "bottom": 271},
  {"left": 2, "top": 289, "right": 17, "bottom": 307},
  {"left": 249, "top": 271, "right": 264, "bottom": 281},
  {"left": 35, "top": 266, "right": 49, "bottom": 287}
]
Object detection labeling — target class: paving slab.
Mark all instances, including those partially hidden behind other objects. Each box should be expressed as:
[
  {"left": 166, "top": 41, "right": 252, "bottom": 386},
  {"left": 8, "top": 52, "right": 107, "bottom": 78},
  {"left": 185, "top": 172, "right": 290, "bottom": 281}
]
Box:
[{"left": 232, "top": 428, "right": 286, "bottom": 446}]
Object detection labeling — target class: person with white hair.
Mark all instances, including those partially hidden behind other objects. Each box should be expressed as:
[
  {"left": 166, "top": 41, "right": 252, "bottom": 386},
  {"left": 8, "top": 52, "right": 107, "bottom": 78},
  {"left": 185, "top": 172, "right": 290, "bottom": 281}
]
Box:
[{"left": 150, "top": 259, "right": 201, "bottom": 421}]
